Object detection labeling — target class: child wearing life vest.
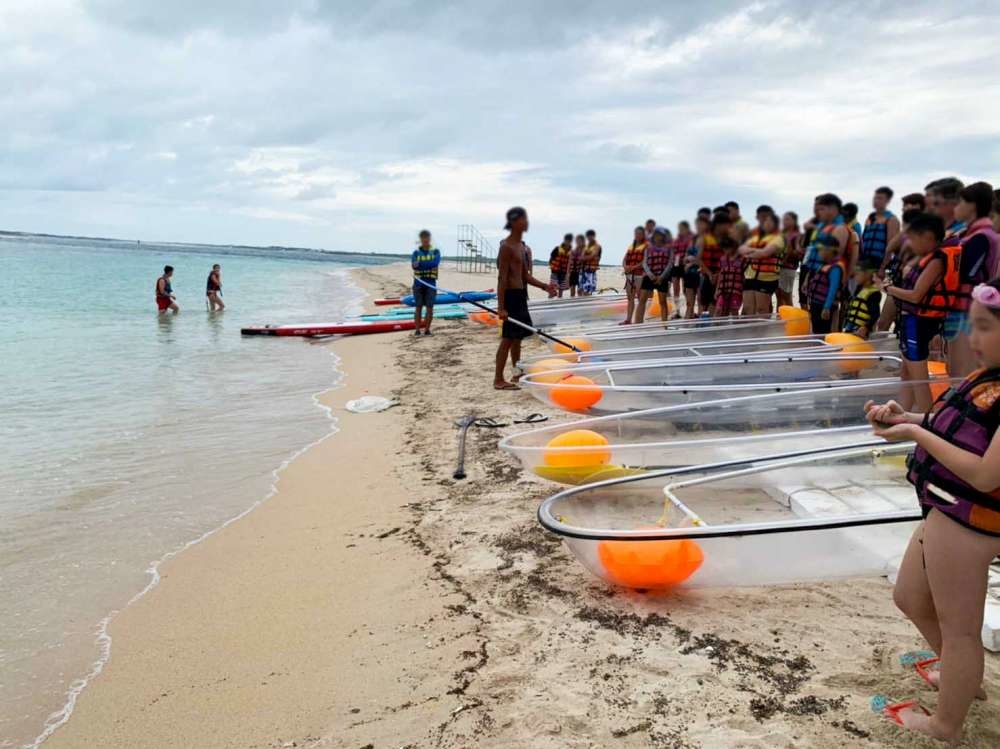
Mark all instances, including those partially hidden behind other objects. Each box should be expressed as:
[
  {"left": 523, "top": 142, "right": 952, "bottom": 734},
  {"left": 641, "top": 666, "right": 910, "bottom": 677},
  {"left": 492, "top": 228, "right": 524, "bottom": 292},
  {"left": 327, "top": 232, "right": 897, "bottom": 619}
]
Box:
[
  {"left": 634, "top": 226, "right": 673, "bottom": 324},
  {"left": 865, "top": 278, "right": 1000, "bottom": 745},
  {"left": 739, "top": 210, "right": 785, "bottom": 316},
  {"left": 803, "top": 236, "right": 843, "bottom": 335},
  {"left": 670, "top": 221, "right": 693, "bottom": 316},
  {"left": 548, "top": 234, "right": 573, "bottom": 298},
  {"left": 621, "top": 226, "right": 648, "bottom": 324},
  {"left": 714, "top": 237, "right": 744, "bottom": 317},
  {"left": 842, "top": 263, "right": 882, "bottom": 339},
  {"left": 883, "top": 212, "right": 950, "bottom": 411},
  {"left": 683, "top": 216, "right": 708, "bottom": 319}
]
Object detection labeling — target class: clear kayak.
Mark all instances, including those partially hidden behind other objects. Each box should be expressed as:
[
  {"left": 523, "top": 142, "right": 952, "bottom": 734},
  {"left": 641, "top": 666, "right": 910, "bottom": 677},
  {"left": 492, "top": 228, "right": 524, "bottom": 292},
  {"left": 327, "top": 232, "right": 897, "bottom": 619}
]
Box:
[
  {"left": 501, "top": 378, "right": 954, "bottom": 485},
  {"left": 519, "top": 352, "right": 903, "bottom": 414},
  {"left": 518, "top": 332, "right": 897, "bottom": 372},
  {"left": 543, "top": 316, "right": 804, "bottom": 353},
  {"left": 537, "top": 441, "right": 920, "bottom": 589}
]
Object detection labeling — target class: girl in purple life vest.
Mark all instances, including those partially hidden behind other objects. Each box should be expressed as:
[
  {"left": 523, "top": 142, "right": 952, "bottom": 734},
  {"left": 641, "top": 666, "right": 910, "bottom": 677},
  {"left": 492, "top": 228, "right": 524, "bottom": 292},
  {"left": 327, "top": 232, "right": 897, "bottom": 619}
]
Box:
[{"left": 865, "top": 279, "right": 1000, "bottom": 744}]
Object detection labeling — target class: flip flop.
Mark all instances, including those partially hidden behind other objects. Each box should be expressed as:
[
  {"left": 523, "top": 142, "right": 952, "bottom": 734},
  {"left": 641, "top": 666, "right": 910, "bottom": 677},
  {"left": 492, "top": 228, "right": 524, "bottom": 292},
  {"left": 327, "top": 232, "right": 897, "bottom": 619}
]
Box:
[
  {"left": 493, "top": 383, "right": 520, "bottom": 391},
  {"left": 899, "top": 649, "right": 937, "bottom": 668},
  {"left": 473, "top": 417, "right": 509, "bottom": 428},
  {"left": 513, "top": 413, "right": 548, "bottom": 424},
  {"left": 870, "top": 694, "right": 931, "bottom": 726}
]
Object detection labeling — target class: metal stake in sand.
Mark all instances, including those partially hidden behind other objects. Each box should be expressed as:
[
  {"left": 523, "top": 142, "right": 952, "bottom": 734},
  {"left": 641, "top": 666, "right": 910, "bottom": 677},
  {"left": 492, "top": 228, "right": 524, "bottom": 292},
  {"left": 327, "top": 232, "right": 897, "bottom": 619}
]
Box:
[
  {"left": 415, "top": 279, "right": 582, "bottom": 353},
  {"left": 453, "top": 414, "right": 477, "bottom": 480}
]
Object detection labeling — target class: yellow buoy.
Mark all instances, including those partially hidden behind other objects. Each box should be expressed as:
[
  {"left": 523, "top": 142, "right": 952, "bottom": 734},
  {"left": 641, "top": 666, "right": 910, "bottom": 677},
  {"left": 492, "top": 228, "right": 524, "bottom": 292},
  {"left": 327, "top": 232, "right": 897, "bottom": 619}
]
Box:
[{"left": 543, "top": 429, "right": 612, "bottom": 467}]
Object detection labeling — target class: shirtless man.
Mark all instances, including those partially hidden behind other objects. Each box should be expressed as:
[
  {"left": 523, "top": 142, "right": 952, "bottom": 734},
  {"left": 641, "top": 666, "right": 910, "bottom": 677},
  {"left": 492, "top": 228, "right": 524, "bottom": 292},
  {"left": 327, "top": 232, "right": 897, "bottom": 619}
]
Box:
[{"left": 494, "top": 206, "right": 555, "bottom": 390}]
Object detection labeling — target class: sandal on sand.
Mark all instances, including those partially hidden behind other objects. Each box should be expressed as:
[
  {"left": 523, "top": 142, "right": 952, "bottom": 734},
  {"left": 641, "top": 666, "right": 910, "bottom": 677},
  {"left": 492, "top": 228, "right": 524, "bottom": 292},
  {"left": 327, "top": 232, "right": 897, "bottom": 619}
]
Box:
[
  {"left": 473, "top": 417, "right": 508, "bottom": 428},
  {"left": 494, "top": 382, "right": 520, "bottom": 391},
  {"left": 514, "top": 413, "right": 548, "bottom": 424},
  {"left": 899, "top": 650, "right": 937, "bottom": 668},
  {"left": 870, "top": 694, "right": 930, "bottom": 726}
]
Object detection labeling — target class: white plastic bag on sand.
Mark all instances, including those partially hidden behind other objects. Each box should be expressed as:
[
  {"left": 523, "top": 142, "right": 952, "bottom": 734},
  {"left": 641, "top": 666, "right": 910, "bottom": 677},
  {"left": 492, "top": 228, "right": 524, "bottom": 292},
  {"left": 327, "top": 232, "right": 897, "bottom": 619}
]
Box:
[{"left": 345, "top": 396, "right": 399, "bottom": 413}]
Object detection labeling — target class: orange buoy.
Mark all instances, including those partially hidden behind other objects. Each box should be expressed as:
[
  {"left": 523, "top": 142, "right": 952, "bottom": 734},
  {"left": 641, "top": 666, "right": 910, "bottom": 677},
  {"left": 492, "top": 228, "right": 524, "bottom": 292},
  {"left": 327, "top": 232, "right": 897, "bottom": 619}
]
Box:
[
  {"left": 527, "top": 358, "right": 576, "bottom": 383},
  {"left": 778, "top": 306, "right": 810, "bottom": 336},
  {"left": 543, "top": 429, "right": 612, "bottom": 467},
  {"left": 649, "top": 296, "right": 661, "bottom": 316},
  {"left": 550, "top": 337, "right": 593, "bottom": 355},
  {"left": 929, "top": 360, "right": 949, "bottom": 400},
  {"left": 597, "top": 536, "right": 704, "bottom": 589},
  {"left": 824, "top": 332, "right": 875, "bottom": 372},
  {"left": 550, "top": 374, "right": 603, "bottom": 411}
]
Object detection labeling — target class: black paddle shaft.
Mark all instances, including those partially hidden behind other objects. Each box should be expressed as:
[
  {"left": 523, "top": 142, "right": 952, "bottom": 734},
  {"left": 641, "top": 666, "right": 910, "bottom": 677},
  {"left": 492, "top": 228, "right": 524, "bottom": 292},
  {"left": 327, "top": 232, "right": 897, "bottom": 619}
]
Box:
[
  {"left": 414, "top": 279, "right": 581, "bottom": 353},
  {"left": 453, "top": 414, "right": 476, "bottom": 480}
]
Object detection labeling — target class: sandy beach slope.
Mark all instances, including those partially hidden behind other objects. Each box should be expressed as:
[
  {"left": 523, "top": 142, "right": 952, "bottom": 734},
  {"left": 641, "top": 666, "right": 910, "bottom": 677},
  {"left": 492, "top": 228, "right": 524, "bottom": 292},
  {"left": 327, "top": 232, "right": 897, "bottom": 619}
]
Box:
[{"left": 45, "top": 262, "right": 999, "bottom": 748}]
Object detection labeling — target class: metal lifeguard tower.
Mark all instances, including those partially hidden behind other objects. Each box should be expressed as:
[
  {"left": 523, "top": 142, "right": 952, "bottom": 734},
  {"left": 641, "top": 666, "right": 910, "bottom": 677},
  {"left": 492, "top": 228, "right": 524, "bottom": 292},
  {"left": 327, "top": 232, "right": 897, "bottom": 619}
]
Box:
[{"left": 455, "top": 224, "right": 495, "bottom": 273}]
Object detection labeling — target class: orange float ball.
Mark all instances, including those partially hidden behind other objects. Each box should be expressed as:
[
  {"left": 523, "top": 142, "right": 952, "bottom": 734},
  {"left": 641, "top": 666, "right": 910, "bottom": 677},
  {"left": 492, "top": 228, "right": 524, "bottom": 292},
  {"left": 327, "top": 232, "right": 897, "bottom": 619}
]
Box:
[
  {"left": 597, "top": 536, "right": 704, "bottom": 589},
  {"left": 550, "top": 374, "right": 603, "bottom": 411},
  {"left": 824, "top": 332, "right": 875, "bottom": 372},
  {"left": 777, "top": 305, "right": 803, "bottom": 320},
  {"left": 527, "top": 358, "right": 576, "bottom": 383},
  {"left": 928, "top": 360, "right": 950, "bottom": 400},
  {"left": 543, "top": 429, "right": 612, "bottom": 467},
  {"left": 550, "top": 337, "right": 593, "bottom": 355}
]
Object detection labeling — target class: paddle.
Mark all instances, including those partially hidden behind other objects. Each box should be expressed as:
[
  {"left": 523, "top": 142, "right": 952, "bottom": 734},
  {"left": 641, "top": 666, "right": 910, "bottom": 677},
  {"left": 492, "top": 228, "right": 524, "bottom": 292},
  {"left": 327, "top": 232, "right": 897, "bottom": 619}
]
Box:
[
  {"left": 453, "top": 414, "right": 476, "bottom": 480},
  {"left": 415, "top": 279, "right": 582, "bottom": 353}
]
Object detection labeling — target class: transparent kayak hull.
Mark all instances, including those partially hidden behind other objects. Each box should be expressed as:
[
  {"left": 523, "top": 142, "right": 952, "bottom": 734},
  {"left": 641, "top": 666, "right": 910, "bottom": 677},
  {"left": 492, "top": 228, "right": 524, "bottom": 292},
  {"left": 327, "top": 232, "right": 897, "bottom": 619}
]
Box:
[
  {"left": 501, "top": 379, "right": 955, "bottom": 485},
  {"left": 519, "top": 332, "right": 897, "bottom": 371},
  {"left": 538, "top": 442, "right": 920, "bottom": 589},
  {"left": 519, "top": 353, "right": 903, "bottom": 414}
]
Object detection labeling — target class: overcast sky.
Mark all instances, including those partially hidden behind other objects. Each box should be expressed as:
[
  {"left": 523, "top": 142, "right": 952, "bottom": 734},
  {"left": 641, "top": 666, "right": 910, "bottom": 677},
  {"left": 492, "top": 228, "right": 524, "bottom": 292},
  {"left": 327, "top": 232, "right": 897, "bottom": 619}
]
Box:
[{"left": 2, "top": 1, "right": 999, "bottom": 261}]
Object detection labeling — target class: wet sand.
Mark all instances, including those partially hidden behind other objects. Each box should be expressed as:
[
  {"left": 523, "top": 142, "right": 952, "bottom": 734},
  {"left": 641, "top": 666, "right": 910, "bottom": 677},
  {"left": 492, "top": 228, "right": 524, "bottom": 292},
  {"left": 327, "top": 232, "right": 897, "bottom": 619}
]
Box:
[{"left": 44, "top": 262, "right": 1000, "bottom": 748}]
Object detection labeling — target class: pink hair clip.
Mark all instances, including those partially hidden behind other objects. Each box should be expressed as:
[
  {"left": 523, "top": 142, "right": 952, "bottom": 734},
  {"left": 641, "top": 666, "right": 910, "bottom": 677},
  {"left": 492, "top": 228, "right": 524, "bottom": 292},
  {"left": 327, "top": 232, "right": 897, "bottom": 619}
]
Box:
[{"left": 971, "top": 284, "right": 1000, "bottom": 309}]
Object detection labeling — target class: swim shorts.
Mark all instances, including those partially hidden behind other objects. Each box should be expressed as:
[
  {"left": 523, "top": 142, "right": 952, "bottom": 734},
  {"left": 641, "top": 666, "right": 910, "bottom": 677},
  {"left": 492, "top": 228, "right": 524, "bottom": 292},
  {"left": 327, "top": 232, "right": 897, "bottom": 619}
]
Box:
[
  {"left": 898, "top": 313, "right": 942, "bottom": 362},
  {"left": 715, "top": 293, "right": 742, "bottom": 316},
  {"left": 640, "top": 276, "right": 670, "bottom": 293},
  {"left": 625, "top": 273, "right": 644, "bottom": 291},
  {"left": 809, "top": 303, "right": 834, "bottom": 335},
  {"left": 670, "top": 265, "right": 685, "bottom": 279},
  {"left": 578, "top": 270, "right": 597, "bottom": 294},
  {"left": 683, "top": 267, "right": 701, "bottom": 291},
  {"left": 412, "top": 280, "right": 437, "bottom": 307},
  {"left": 698, "top": 276, "right": 717, "bottom": 308},
  {"left": 501, "top": 288, "right": 533, "bottom": 340},
  {"left": 550, "top": 271, "right": 567, "bottom": 291},
  {"left": 156, "top": 296, "right": 171, "bottom": 311},
  {"left": 568, "top": 271, "right": 580, "bottom": 288},
  {"left": 942, "top": 310, "right": 971, "bottom": 342},
  {"left": 778, "top": 268, "right": 797, "bottom": 296},
  {"left": 744, "top": 278, "right": 778, "bottom": 295}
]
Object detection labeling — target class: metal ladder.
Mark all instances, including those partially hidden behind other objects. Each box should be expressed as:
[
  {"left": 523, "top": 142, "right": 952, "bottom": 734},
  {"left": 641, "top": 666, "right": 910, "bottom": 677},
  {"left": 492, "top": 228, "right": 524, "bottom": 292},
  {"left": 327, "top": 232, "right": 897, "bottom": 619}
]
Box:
[{"left": 456, "top": 224, "right": 496, "bottom": 273}]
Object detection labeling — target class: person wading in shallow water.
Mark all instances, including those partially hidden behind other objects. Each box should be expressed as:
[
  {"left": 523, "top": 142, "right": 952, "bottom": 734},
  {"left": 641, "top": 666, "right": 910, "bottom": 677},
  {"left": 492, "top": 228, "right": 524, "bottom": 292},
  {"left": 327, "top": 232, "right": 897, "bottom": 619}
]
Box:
[
  {"left": 156, "top": 265, "right": 179, "bottom": 314},
  {"left": 494, "top": 207, "right": 555, "bottom": 390},
  {"left": 206, "top": 264, "right": 224, "bottom": 311}
]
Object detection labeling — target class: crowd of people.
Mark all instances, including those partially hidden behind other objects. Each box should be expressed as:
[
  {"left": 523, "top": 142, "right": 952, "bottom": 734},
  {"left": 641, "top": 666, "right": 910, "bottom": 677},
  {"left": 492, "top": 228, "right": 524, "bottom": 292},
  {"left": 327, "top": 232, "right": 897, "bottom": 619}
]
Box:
[{"left": 554, "top": 181, "right": 1000, "bottom": 409}]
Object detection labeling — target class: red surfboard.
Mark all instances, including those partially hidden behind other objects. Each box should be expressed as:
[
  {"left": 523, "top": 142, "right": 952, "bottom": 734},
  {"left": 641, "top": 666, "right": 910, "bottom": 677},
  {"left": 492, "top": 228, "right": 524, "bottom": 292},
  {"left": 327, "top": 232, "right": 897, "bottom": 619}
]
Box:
[{"left": 241, "top": 320, "right": 417, "bottom": 337}]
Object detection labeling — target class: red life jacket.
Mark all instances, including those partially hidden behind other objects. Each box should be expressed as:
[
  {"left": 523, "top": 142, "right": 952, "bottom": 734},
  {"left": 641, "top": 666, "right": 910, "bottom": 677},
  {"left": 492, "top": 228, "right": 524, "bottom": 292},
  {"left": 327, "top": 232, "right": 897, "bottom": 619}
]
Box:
[
  {"left": 906, "top": 368, "right": 1000, "bottom": 534},
  {"left": 623, "top": 241, "right": 646, "bottom": 271},
  {"left": 644, "top": 244, "right": 671, "bottom": 277},
  {"left": 717, "top": 253, "right": 745, "bottom": 295},
  {"left": 700, "top": 234, "right": 722, "bottom": 274},
  {"left": 550, "top": 246, "right": 570, "bottom": 274},
  {"left": 904, "top": 247, "right": 960, "bottom": 319}
]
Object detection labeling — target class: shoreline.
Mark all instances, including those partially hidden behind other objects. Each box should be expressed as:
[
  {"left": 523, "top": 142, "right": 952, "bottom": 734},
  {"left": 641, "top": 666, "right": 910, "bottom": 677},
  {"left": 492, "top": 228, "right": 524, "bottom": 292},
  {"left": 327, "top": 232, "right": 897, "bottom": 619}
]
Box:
[{"left": 39, "top": 263, "right": 1000, "bottom": 748}]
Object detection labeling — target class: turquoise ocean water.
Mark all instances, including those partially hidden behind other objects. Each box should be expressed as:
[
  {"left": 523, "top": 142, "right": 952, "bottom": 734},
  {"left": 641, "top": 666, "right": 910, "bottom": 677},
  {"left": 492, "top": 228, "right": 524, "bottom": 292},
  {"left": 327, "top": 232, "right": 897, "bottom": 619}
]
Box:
[{"left": 0, "top": 234, "right": 386, "bottom": 748}]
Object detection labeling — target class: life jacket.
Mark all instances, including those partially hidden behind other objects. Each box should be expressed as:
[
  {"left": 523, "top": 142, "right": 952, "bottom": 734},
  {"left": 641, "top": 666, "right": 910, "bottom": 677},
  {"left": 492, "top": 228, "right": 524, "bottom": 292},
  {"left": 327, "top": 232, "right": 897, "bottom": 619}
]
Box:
[
  {"left": 671, "top": 235, "right": 692, "bottom": 264},
  {"left": 206, "top": 272, "right": 220, "bottom": 292},
  {"left": 550, "top": 246, "right": 571, "bottom": 274},
  {"left": 717, "top": 254, "right": 745, "bottom": 296},
  {"left": 156, "top": 276, "right": 172, "bottom": 299},
  {"left": 744, "top": 230, "right": 782, "bottom": 282},
  {"left": 805, "top": 216, "right": 845, "bottom": 272},
  {"left": 843, "top": 285, "right": 879, "bottom": 330},
  {"left": 781, "top": 230, "right": 801, "bottom": 269},
  {"left": 861, "top": 210, "right": 894, "bottom": 264},
  {"left": 582, "top": 246, "right": 600, "bottom": 272},
  {"left": 623, "top": 241, "right": 647, "bottom": 272},
  {"left": 700, "top": 234, "right": 723, "bottom": 274},
  {"left": 805, "top": 262, "right": 843, "bottom": 307},
  {"left": 644, "top": 243, "right": 671, "bottom": 277},
  {"left": 906, "top": 368, "right": 1000, "bottom": 534},
  {"left": 413, "top": 248, "right": 440, "bottom": 280},
  {"left": 903, "top": 247, "right": 960, "bottom": 319},
  {"left": 954, "top": 218, "right": 1000, "bottom": 311}
]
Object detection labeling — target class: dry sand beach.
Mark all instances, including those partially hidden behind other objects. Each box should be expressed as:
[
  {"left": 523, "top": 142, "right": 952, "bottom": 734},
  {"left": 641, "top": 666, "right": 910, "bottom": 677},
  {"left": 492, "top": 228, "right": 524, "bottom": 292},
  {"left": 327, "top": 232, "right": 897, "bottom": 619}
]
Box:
[{"left": 44, "top": 262, "right": 1000, "bottom": 749}]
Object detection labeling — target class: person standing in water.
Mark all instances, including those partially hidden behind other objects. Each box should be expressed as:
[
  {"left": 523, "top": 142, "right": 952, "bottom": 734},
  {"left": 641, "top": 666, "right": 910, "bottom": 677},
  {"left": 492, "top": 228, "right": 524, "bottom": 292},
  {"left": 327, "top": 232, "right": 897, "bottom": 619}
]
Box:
[
  {"left": 411, "top": 229, "right": 441, "bottom": 336},
  {"left": 494, "top": 207, "right": 554, "bottom": 390},
  {"left": 156, "top": 265, "right": 179, "bottom": 314},
  {"left": 206, "top": 264, "right": 224, "bottom": 311}
]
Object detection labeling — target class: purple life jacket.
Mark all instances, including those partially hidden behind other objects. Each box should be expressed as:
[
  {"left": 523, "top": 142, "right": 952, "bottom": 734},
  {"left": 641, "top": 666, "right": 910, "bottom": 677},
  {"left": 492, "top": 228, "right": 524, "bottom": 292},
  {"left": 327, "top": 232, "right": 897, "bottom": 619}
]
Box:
[
  {"left": 906, "top": 368, "right": 1000, "bottom": 534},
  {"left": 806, "top": 263, "right": 835, "bottom": 306}
]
